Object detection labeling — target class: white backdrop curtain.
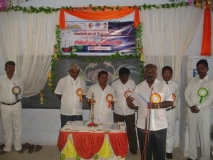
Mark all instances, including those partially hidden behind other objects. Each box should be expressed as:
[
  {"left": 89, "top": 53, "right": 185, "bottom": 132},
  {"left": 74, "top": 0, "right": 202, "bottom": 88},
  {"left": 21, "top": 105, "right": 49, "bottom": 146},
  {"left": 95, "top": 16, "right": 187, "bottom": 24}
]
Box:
[
  {"left": 0, "top": 11, "right": 59, "bottom": 97},
  {"left": 140, "top": 7, "right": 203, "bottom": 82}
]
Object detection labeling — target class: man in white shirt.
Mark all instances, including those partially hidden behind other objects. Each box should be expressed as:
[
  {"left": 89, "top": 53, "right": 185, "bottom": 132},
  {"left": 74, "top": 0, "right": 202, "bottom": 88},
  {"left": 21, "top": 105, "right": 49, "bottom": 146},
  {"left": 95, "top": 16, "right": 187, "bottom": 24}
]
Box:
[
  {"left": 0, "top": 61, "right": 24, "bottom": 155},
  {"left": 162, "top": 66, "right": 179, "bottom": 159},
  {"left": 111, "top": 67, "right": 137, "bottom": 155},
  {"left": 54, "top": 63, "right": 87, "bottom": 128},
  {"left": 86, "top": 70, "right": 115, "bottom": 123},
  {"left": 126, "top": 64, "right": 173, "bottom": 160},
  {"left": 185, "top": 59, "right": 213, "bottom": 160}
]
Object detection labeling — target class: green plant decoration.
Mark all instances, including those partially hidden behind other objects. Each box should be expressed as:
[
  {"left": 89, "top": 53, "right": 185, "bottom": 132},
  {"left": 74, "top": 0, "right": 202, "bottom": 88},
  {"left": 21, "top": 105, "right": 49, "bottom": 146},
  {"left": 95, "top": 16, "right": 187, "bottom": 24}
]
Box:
[
  {"left": 48, "top": 22, "right": 144, "bottom": 92},
  {"left": 3, "top": 2, "right": 191, "bottom": 13}
]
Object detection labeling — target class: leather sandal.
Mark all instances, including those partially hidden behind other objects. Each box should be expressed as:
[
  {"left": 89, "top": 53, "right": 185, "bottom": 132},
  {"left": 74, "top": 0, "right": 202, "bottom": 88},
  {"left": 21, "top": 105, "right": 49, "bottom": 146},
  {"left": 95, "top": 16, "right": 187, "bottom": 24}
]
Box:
[
  {"left": 22, "top": 143, "right": 30, "bottom": 150},
  {"left": 17, "top": 150, "right": 24, "bottom": 154},
  {"left": 0, "top": 151, "right": 8, "bottom": 155},
  {"left": 34, "top": 145, "right": 42, "bottom": 152},
  {"left": 0, "top": 144, "right": 5, "bottom": 150},
  {"left": 28, "top": 145, "right": 35, "bottom": 153}
]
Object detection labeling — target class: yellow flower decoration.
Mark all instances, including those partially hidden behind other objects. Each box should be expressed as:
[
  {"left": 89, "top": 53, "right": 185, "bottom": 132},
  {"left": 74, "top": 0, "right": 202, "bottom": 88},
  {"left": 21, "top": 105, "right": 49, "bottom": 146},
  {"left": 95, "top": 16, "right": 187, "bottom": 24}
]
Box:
[
  {"left": 48, "top": 83, "right": 52, "bottom": 86},
  {"left": 54, "top": 53, "right": 57, "bottom": 58},
  {"left": 140, "top": 53, "right": 144, "bottom": 61},
  {"left": 48, "top": 72, "right": 52, "bottom": 78}
]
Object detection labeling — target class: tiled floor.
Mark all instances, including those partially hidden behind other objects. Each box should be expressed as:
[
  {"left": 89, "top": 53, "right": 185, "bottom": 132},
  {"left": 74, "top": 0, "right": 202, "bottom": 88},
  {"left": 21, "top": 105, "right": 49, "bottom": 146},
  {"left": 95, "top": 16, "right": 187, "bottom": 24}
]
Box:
[{"left": 0, "top": 146, "right": 212, "bottom": 160}]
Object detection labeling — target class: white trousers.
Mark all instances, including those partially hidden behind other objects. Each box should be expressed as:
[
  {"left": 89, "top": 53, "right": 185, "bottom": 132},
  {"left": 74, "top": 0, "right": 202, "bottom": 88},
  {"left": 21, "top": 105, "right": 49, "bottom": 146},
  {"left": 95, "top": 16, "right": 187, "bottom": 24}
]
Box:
[
  {"left": 166, "top": 108, "right": 176, "bottom": 153},
  {"left": 188, "top": 107, "right": 211, "bottom": 160},
  {"left": 0, "top": 102, "right": 22, "bottom": 152}
]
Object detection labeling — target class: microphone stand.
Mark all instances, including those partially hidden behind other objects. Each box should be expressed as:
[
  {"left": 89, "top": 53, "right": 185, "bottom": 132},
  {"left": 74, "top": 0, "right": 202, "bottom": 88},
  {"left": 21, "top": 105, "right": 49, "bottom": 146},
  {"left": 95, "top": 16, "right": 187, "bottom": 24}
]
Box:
[
  {"left": 141, "top": 84, "right": 153, "bottom": 160},
  {"left": 147, "top": 86, "right": 153, "bottom": 141}
]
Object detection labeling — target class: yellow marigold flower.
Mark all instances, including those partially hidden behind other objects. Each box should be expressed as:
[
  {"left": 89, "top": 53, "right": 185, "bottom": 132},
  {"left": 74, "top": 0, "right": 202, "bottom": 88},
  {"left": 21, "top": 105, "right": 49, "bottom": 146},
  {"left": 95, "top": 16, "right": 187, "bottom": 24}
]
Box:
[
  {"left": 54, "top": 54, "right": 57, "bottom": 58},
  {"left": 48, "top": 72, "right": 52, "bottom": 78},
  {"left": 140, "top": 54, "right": 144, "bottom": 61}
]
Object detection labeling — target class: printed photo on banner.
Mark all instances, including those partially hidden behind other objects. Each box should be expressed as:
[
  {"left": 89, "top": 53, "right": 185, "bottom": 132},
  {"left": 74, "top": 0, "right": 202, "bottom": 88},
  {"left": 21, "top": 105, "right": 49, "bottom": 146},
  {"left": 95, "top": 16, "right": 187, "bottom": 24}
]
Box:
[{"left": 60, "top": 21, "right": 136, "bottom": 55}]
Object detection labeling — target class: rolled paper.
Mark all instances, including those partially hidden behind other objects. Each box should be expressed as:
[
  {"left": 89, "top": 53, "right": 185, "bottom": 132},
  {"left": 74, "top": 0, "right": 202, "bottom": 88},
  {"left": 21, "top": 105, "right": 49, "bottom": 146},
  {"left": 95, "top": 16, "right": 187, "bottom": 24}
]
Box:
[{"left": 138, "top": 93, "right": 148, "bottom": 104}]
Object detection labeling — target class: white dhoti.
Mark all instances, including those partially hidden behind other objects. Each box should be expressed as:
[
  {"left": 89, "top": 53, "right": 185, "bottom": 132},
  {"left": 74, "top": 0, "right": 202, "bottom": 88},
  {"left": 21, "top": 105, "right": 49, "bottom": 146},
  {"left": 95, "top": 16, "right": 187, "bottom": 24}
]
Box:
[
  {"left": 188, "top": 107, "right": 211, "bottom": 160},
  {"left": 0, "top": 102, "right": 22, "bottom": 152},
  {"left": 166, "top": 107, "right": 176, "bottom": 153}
]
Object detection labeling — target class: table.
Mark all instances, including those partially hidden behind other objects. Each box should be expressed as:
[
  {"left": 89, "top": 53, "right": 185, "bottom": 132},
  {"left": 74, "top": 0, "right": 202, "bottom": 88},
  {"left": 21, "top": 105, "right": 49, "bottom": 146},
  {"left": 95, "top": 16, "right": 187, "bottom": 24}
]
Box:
[{"left": 57, "top": 121, "right": 128, "bottom": 160}]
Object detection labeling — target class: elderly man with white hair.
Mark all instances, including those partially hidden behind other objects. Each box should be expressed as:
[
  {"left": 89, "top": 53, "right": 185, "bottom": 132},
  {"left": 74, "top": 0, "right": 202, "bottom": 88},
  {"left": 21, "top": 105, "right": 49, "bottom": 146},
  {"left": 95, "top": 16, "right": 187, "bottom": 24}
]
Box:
[{"left": 55, "top": 63, "right": 87, "bottom": 128}]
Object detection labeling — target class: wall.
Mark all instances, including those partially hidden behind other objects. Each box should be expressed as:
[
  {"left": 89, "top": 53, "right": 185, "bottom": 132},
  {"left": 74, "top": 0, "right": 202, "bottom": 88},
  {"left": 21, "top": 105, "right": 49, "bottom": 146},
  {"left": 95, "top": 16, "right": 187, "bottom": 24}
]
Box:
[
  {"left": 185, "top": 7, "right": 213, "bottom": 56},
  {"left": 0, "top": 109, "right": 114, "bottom": 145},
  {"left": 15, "top": 0, "right": 183, "bottom": 7},
  {"left": 0, "top": 0, "right": 213, "bottom": 149}
]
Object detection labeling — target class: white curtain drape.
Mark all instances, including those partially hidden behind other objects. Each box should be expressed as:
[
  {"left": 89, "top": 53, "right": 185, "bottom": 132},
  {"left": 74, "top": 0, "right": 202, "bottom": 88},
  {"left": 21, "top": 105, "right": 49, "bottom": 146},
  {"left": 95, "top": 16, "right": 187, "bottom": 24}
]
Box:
[
  {"left": 140, "top": 7, "right": 203, "bottom": 82},
  {"left": 0, "top": 11, "right": 59, "bottom": 97}
]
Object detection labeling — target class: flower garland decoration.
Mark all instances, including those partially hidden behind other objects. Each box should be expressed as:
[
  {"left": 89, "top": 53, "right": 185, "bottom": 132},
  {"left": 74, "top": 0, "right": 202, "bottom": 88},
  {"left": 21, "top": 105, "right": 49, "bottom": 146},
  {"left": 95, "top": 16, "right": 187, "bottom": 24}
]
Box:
[
  {"left": 40, "top": 90, "right": 44, "bottom": 104},
  {"left": 2, "top": 2, "right": 191, "bottom": 13},
  {"left": 0, "top": 0, "right": 7, "bottom": 11},
  {"left": 188, "top": 0, "right": 193, "bottom": 6},
  {"left": 136, "top": 23, "right": 145, "bottom": 81}
]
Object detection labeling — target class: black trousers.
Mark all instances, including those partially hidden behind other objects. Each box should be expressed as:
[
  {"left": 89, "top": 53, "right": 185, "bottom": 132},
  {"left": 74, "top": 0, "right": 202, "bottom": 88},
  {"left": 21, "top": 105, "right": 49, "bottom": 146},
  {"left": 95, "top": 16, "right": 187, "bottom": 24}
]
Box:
[
  {"left": 60, "top": 114, "right": 83, "bottom": 128},
  {"left": 113, "top": 112, "right": 138, "bottom": 153},
  {"left": 137, "top": 127, "right": 167, "bottom": 160}
]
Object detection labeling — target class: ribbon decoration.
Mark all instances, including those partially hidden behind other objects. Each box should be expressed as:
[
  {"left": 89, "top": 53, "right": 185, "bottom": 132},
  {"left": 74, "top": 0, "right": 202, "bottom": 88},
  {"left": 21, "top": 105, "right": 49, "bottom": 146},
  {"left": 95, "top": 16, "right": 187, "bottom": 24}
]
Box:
[
  {"left": 106, "top": 94, "right": 113, "bottom": 108},
  {"left": 124, "top": 90, "right": 131, "bottom": 98},
  {"left": 76, "top": 88, "right": 84, "bottom": 102},
  {"left": 150, "top": 93, "right": 161, "bottom": 103},
  {"left": 40, "top": 90, "right": 44, "bottom": 104},
  {"left": 198, "top": 88, "right": 208, "bottom": 103},
  {"left": 12, "top": 86, "right": 21, "bottom": 102},
  {"left": 172, "top": 93, "right": 176, "bottom": 102}
]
